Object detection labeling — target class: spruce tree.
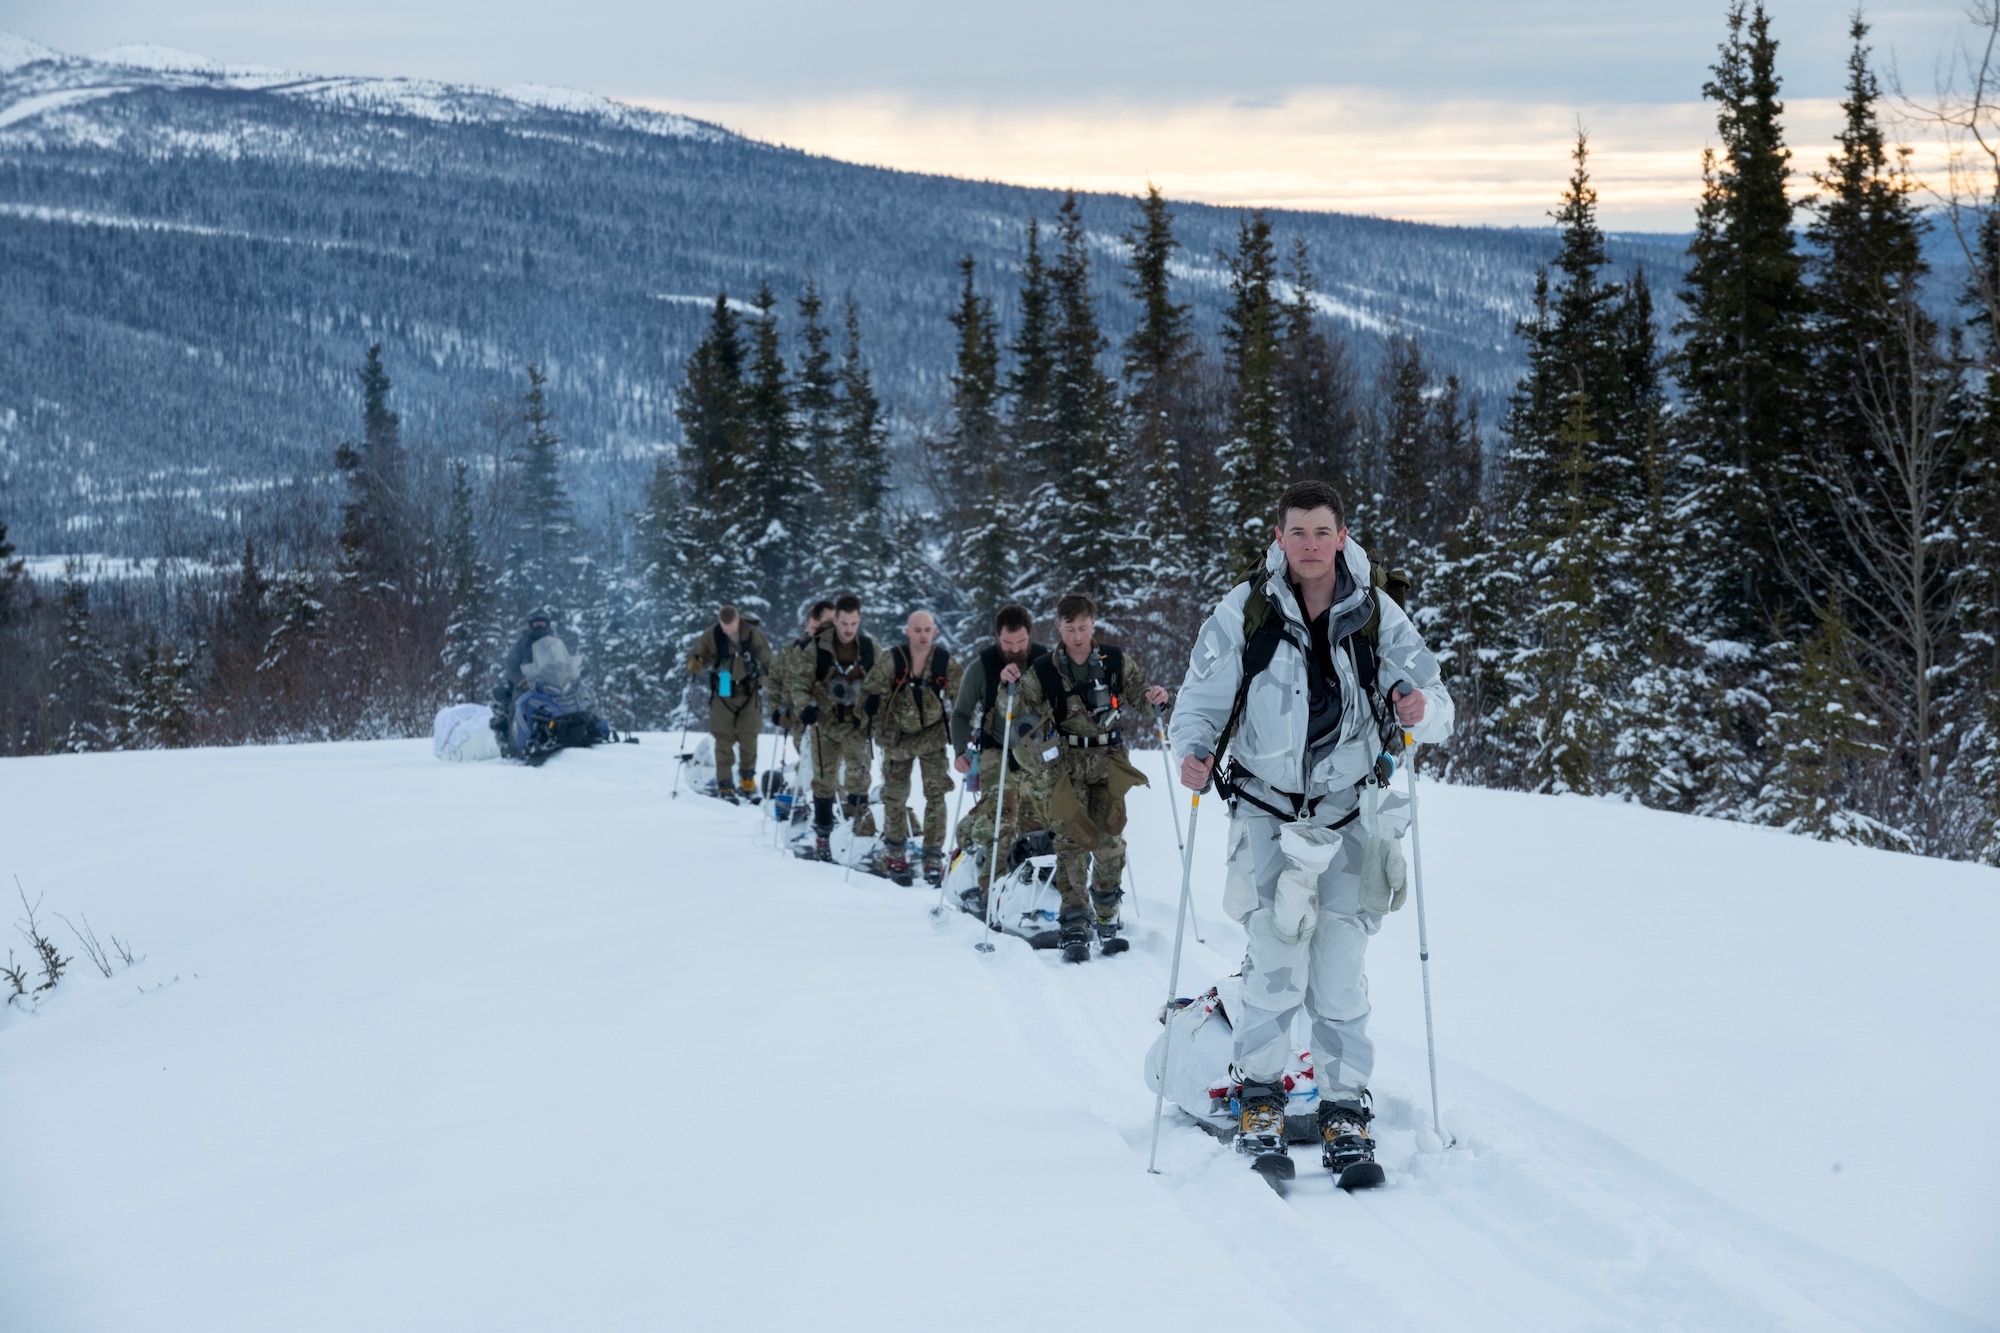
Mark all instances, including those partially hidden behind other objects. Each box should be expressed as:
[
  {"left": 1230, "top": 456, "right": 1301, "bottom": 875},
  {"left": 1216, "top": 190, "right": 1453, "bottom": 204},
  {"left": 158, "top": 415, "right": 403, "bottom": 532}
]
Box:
[
  {"left": 1674, "top": 0, "right": 1813, "bottom": 638},
  {"left": 1043, "top": 191, "right": 1132, "bottom": 611},
  {"left": 674, "top": 293, "right": 751, "bottom": 614},
  {"left": 124, "top": 635, "right": 197, "bottom": 749},
  {"left": 943, "top": 254, "right": 1014, "bottom": 636},
  {"left": 741, "top": 281, "right": 804, "bottom": 617},
  {"left": 1280, "top": 238, "right": 1359, "bottom": 488},
  {"left": 506, "top": 363, "right": 576, "bottom": 613},
  {"left": 442, "top": 459, "right": 494, "bottom": 694},
  {"left": 1416, "top": 503, "right": 1512, "bottom": 785},
  {"left": 824, "top": 299, "right": 890, "bottom": 599},
  {"left": 1121, "top": 187, "right": 1204, "bottom": 645},
  {"left": 1006, "top": 219, "right": 1060, "bottom": 607},
  {"left": 1217, "top": 211, "right": 1289, "bottom": 581},
  {"left": 1501, "top": 386, "right": 1616, "bottom": 794},
  {"left": 334, "top": 343, "right": 410, "bottom": 592},
  {"left": 1752, "top": 602, "right": 1903, "bottom": 846},
  {"left": 0, "top": 519, "right": 21, "bottom": 624},
  {"left": 49, "top": 564, "right": 119, "bottom": 752}
]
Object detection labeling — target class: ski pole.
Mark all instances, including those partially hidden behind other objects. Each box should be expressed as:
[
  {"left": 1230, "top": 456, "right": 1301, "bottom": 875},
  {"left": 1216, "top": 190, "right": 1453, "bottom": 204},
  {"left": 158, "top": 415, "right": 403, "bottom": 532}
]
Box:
[
  {"left": 1406, "top": 733, "right": 1451, "bottom": 1149},
  {"left": 977, "top": 683, "right": 1016, "bottom": 954},
  {"left": 1154, "top": 718, "right": 1202, "bottom": 944},
  {"left": 932, "top": 711, "right": 980, "bottom": 921},
  {"left": 1146, "top": 789, "right": 1203, "bottom": 1174}
]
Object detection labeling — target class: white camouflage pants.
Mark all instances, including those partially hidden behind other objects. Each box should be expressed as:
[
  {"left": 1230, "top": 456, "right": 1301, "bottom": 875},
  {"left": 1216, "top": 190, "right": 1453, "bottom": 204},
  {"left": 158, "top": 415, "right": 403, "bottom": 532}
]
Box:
[{"left": 1223, "top": 802, "right": 1383, "bottom": 1101}]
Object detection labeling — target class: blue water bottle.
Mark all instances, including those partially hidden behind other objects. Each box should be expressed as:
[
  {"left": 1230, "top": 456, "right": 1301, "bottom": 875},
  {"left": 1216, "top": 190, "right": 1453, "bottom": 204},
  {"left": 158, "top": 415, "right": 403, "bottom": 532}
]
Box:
[{"left": 718, "top": 669, "right": 732, "bottom": 698}]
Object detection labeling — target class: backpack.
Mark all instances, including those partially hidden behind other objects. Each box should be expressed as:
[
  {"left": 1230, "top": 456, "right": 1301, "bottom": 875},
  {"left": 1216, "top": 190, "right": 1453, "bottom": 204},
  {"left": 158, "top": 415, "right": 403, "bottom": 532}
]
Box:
[
  {"left": 1029, "top": 645, "right": 1127, "bottom": 728},
  {"left": 891, "top": 645, "right": 952, "bottom": 696},
  {"left": 814, "top": 634, "right": 878, "bottom": 680},
  {"left": 1212, "top": 559, "right": 1409, "bottom": 779}
]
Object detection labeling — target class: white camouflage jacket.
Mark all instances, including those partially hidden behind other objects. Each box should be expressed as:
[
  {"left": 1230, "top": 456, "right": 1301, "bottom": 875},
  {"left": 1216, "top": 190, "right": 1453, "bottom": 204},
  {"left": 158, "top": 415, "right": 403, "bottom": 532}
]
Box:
[{"left": 1169, "top": 539, "right": 1454, "bottom": 814}]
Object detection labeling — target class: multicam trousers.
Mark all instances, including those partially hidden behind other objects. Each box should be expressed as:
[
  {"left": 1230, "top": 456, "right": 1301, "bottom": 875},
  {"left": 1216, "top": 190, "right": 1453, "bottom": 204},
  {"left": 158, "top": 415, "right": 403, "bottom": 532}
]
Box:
[{"left": 880, "top": 727, "right": 953, "bottom": 850}]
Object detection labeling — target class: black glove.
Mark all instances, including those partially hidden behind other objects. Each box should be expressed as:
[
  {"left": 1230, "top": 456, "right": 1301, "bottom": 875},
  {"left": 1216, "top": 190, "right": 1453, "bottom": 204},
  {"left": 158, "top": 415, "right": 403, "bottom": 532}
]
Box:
[
  {"left": 863, "top": 694, "right": 880, "bottom": 718},
  {"left": 800, "top": 703, "right": 821, "bottom": 726}
]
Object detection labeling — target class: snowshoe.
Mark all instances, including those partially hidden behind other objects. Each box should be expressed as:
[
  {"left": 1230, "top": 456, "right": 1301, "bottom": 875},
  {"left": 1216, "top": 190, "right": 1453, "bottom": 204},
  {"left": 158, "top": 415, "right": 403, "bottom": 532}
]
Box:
[
  {"left": 1059, "top": 914, "right": 1092, "bottom": 964},
  {"left": 884, "top": 842, "right": 914, "bottom": 887},
  {"left": 738, "top": 777, "right": 761, "bottom": 805},
  {"left": 922, "top": 847, "right": 945, "bottom": 888},
  {"left": 1236, "top": 1082, "right": 1294, "bottom": 1184},
  {"left": 1094, "top": 916, "right": 1130, "bottom": 956},
  {"left": 1319, "top": 1096, "right": 1383, "bottom": 1191},
  {"left": 718, "top": 785, "right": 740, "bottom": 805},
  {"left": 805, "top": 831, "right": 834, "bottom": 863}
]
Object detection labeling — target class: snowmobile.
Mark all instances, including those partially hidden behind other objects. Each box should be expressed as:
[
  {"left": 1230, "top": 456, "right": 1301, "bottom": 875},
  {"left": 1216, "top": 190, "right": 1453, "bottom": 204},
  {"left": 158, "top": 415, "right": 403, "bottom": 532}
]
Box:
[{"left": 503, "top": 636, "right": 612, "bottom": 765}]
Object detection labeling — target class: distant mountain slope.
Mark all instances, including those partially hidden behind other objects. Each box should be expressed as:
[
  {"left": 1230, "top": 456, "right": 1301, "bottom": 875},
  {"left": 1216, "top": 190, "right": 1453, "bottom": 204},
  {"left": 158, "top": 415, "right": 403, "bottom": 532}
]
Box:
[{"left": 0, "top": 36, "right": 1689, "bottom": 552}]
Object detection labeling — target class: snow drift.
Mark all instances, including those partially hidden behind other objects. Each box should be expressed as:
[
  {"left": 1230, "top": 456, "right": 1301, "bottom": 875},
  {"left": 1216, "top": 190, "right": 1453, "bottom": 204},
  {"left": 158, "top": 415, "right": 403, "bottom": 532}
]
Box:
[{"left": 0, "top": 738, "right": 1993, "bottom": 1331}]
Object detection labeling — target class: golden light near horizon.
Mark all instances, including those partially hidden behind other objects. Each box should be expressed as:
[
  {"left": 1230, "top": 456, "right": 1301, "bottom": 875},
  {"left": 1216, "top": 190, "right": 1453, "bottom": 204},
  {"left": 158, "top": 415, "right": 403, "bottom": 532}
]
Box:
[{"left": 646, "top": 89, "right": 1955, "bottom": 231}]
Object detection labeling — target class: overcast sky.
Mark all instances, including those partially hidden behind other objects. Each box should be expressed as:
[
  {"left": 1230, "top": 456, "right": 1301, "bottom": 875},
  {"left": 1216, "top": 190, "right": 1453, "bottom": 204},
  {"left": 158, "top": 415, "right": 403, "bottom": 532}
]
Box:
[{"left": 6, "top": 1, "right": 1979, "bottom": 228}]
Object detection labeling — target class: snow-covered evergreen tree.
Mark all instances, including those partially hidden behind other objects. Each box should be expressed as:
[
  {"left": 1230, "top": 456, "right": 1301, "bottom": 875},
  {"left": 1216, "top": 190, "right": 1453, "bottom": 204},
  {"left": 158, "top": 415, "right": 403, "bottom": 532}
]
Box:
[
  {"left": 940, "top": 255, "right": 1015, "bottom": 640},
  {"left": 741, "top": 282, "right": 805, "bottom": 620},
  {"left": 1217, "top": 211, "right": 1289, "bottom": 585},
  {"left": 49, "top": 565, "right": 120, "bottom": 752},
  {"left": 1500, "top": 388, "right": 1616, "bottom": 795},
  {"left": 441, "top": 459, "right": 495, "bottom": 696},
  {"left": 673, "top": 293, "right": 751, "bottom": 618},
  {"left": 502, "top": 363, "right": 576, "bottom": 617}
]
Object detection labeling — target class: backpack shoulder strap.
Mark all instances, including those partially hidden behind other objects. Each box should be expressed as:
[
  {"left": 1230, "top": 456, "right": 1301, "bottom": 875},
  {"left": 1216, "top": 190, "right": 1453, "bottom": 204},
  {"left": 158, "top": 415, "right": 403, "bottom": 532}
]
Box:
[
  {"left": 860, "top": 636, "right": 877, "bottom": 671},
  {"left": 931, "top": 647, "right": 951, "bottom": 688},
  {"left": 891, "top": 645, "right": 910, "bottom": 687}
]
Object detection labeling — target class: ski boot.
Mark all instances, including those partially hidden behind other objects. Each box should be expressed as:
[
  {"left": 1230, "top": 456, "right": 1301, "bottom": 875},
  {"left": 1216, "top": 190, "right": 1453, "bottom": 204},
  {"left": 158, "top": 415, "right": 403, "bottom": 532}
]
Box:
[
  {"left": 884, "top": 840, "right": 914, "bottom": 887},
  {"left": 1318, "top": 1095, "right": 1383, "bottom": 1191},
  {"left": 806, "top": 798, "right": 837, "bottom": 863},
  {"left": 1090, "top": 890, "right": 1130, "bottom": 956},
  {"left": 738, "top": 776, "right": 760, "bottom": 806},
  {"left": 718, "top": 784, "right": 740, "bottom": 805},
  {"left": 1235, "top": 1081, "right": 1294, "bottom": 1183},
  {"left": 921, "top": 847, "right": 945, "bottom": 888},
  {"left": 1058, "top": 910, "right": 1092, "bottom": 964}
]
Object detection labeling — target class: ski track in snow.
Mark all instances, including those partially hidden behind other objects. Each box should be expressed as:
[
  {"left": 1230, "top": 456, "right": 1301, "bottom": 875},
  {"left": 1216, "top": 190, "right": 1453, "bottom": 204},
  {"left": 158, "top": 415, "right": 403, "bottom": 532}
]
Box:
[{"left": 0, "top": 737, "right": 1993, "bottom": 1332}]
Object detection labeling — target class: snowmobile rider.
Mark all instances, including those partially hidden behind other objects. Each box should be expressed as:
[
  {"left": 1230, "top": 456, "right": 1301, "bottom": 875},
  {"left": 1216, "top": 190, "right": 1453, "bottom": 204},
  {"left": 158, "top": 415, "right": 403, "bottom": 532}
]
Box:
[
  {"left": 949, "top": 603, "right": 1052, "bottom": 895},
  {"left": 491, "top": 608, "right": 556, "bottom": 740},
  {"left": 770, "top": 599, "right": 835, "bottom": 740},
  {"left": 687, "top": 605, "right": 773, "bottom": 804},
  {"left": 860, "top": 608, "right": 964, "bottom": 887},
  {"left": 1170, "top": 478, "right": 1452, "bottom": 1186},
  {"left": 790, "top": 593, "right": 880, "bottom": 861},
  {"left": 1013, "top": 593, "right": 1171, "bottom": 961}
]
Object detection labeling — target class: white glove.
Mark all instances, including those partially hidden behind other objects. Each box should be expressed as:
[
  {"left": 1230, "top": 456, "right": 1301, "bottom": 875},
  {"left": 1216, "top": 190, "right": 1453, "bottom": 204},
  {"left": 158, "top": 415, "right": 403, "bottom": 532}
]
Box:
[
  {"left": 1356, "top": 784, "right": 1408, "bottom": 914},
  {"left": 1273, "top": 821, "right": 1342, "bottom": 945}
]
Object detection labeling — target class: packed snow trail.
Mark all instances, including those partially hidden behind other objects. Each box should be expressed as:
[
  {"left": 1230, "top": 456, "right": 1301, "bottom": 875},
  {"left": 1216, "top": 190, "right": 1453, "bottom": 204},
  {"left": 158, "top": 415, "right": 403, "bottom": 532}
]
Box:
[{"left": 0, "top": 738, "right": 1993, "bottom": 1332}]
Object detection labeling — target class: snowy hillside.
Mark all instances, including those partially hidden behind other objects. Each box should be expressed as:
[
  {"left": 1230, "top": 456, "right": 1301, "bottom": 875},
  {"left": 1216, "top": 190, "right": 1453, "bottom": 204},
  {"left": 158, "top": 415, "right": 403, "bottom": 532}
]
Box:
[
  {"left": 0, "top": 32, "right": 1692, "bottom": 552},
  {"left": 0, "top": 739, "right": 1993, "bottom": 1331}
]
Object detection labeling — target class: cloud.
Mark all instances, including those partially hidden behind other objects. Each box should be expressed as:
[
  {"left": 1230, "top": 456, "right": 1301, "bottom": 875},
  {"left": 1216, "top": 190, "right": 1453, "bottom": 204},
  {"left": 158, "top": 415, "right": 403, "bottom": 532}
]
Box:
[{"left": 648, "top": 89, "right": 1921, "bottom": 230}]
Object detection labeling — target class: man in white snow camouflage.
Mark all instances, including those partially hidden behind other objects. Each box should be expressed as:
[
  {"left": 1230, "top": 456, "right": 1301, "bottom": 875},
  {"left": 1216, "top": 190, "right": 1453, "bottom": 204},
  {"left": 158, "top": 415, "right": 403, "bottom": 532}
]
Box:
[{"left": 1170, "top": 479, "right": 1452, "bottom": 1186}]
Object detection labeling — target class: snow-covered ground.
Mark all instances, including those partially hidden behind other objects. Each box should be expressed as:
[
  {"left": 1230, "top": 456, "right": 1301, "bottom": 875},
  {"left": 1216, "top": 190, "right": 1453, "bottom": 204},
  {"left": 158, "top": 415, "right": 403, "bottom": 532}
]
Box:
[{"left": 0, "top": 737, "right": 1993, "bottom": 1331}]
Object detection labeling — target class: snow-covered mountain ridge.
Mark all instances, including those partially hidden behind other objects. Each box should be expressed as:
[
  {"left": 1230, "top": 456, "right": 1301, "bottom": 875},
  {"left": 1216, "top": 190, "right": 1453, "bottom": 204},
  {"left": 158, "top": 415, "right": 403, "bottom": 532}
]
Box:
[
  {"left": 0, "top": 32, "right": 1691, "bottom": 553},
  {"left": 0, "top": 33, "right": 729, "bottom": 143},
  {"left": 0, "top": 737, "right": 1991, "bottom": 1330}
]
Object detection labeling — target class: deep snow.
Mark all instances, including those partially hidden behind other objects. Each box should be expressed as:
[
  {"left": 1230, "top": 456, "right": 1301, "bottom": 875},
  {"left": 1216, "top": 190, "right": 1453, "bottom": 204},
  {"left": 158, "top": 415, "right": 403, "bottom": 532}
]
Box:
[{"left": 0, "top": 736, "right": 1994, "bottom": 1331}]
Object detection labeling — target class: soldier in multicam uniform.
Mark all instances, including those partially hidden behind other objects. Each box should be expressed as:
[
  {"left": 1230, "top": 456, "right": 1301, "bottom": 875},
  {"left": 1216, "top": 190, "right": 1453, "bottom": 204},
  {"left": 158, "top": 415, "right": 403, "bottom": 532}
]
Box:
[
  {"left": 1012, "top": 592, "right": 1171, "bottom": 962},
  {"left": 859, "top": 609, "right": 963, "bottom": 887},
  {"left": 1171, "top": 479, "right": 1451, "bottom": 1189},
  {"left": 948, "top": 603, "right": 1051, "bottom": 901},
  {"left": 769, "top": 598, "right": 834, "bottom": 744},
  {"left": 685, "top": 605, "right": 773, "bottom": 804},
  {"left": 790, "top": 593, "right": 880, "bottom": 861}
]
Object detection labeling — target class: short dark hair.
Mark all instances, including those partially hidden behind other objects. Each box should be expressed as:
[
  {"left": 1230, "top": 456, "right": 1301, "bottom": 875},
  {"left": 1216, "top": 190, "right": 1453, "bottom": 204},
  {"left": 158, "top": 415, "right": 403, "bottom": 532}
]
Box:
[
  {"left": 1277, "top": 480, "right": 1345, "bottom": 531},
  {"left": 834, "top": 593, "right": 862, "bottom": 615},
  {"left": 1055, "top": 592, "right": 1097, "bottom": 623},
  {"left": 994, "top": 603, "right": 1033, "bottom": 635},
  {"left": 717, "top": 604, "right": 739, "bottom": 624},
  {"left": 805, "top": 599, "right": 836, "bottom": 622}
]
